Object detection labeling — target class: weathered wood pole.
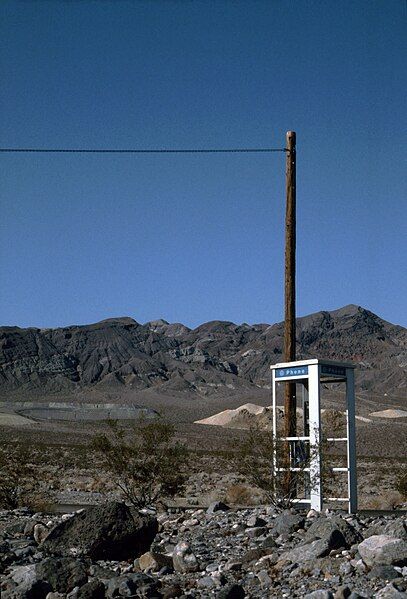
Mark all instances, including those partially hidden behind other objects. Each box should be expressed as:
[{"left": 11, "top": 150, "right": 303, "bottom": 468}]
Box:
[{"left": 284, "top": 131, "right": 296, "bottom": 439}]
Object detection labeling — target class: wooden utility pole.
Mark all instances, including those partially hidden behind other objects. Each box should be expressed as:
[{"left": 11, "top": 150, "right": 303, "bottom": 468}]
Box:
[{"left": 284, "top": 130, "right": 296, "bottom": 439}]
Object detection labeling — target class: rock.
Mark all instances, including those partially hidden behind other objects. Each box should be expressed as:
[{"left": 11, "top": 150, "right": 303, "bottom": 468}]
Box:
[
  {"left": 245, "top": 526, "right": 267, "bottom": 538},
  {"left": 358, "top": 535, "right": 407, "bottom": 566},
  {"left": 105, "top": 573, "right": 159, "bottom": 598},
  {"left": 4, "top": 521, "right": 28, "bottom": 537},
  {"left": 172, "top": 541, "right": 198, "bottom": 573},
  {"left": 383, "top": 520, "right": 407, "bottom": 540},
  {"left": 36, "top": 557, "right": 88, "bottom": 593},
  {"left": 2, "top": 564, "right": 52, "bottom": 599},
  {"left": 76, "top": 581, "right": 106, "bottom": 599},
  {"left": 273, "top": 511, "right": 305, "bottom": 536},
  {"left": 304, "top": 592, "right": 334, "bottom": 599},
  {"left": 23, "top": 521, "right": 37, "bottom": 538},
  {"left": 161, "top": 583, "right": 183, "bottom": 598},
  {"left": 241, "top": 547, "right": 271, "bottom": 564},
  {"left": 216, "top": 583, "right": 245, "bottom": 598},
  {"left": 197, "top": 576, "right": 216, "bottom": 589},
  {"left": 304, "top": 515, "right": 362, "bottom": 549},
  {"left": 41, "top": 502, "right": 158, "bottom": 561},
  {"left": 46, "top": 593, "right": 65, "bottom": 599},
  {"left": 246, "top": 515, "right": 266, "bottom": 528},
  {"left": 206, "top": 501, "right": 230, "bottom": 515},
  {"left": 224, "top": 560, "right": 242, "bottom": 571},
  {"left": 334, "top": 587, "right": 351, "bottom": 599},
  {"left": 261, "top": 534, "right": 277, "bottom": 549},
  {"left": 138, "top": 551, "right": 173, "bottom": 573},
  {"left": 375, "top": 583, "right": 407, "bottom": 598},
  {"left": 254, "top": 553, "right": 278, "bottom": 570},
  {"left": 34, "top": 525, "right": 50, "bottom": 545},
  {"left": 257, "top": 569, "right": 272, "bottom": 586},
  {"left": 368, "top": 564, "right": 399, "bottom": 580},
  {"left": 280, "top": 538, "right": 331, "bottom": 563}
]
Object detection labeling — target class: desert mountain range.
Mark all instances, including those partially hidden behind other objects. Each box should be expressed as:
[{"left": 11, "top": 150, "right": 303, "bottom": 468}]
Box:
[{"left": 0, "top": 304, "right": 405, "bottom": 403}]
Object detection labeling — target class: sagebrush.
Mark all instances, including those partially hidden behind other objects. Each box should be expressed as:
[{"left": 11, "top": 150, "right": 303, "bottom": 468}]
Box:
[
  {"left": 0, "top": 444, "right": 54, "bottom": 510},
  {"left": 91, "top": 419, "right": 189, "bottom": 509}
]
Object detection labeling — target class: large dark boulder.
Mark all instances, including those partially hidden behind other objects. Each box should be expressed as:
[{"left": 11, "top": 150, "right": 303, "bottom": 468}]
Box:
[
  {"left": 36, "top": 557, "right": 88, "bottom": 593},
  {"left": 303, "top": 515, "right": 362, "bottom": 549},
  {"left": 77, "top": 580, "right": 106, "bottom": 599},
  {"left": 272, "top": 511, "right": 305, "bottom": 536},
  {"left": 41, "top": 502, "right": 158, "bottom": 561}
]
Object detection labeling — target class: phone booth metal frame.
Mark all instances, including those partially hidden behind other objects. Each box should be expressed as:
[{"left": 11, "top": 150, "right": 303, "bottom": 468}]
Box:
[{"left": 270, "top": 359, "right": 357, "bottom": 513}]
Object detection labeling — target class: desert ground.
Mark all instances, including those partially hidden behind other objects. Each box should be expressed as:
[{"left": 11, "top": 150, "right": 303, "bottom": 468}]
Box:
[{"left": 0, "top": 386, "right": 406, "bottom": 513}]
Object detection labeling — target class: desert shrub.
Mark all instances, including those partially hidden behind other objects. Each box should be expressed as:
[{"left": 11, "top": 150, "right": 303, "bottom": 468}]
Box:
[
  {"left": 232, "top": 424, "right": 315, "bottom": 510},
  {"left": 232, "top": 423, "right": 337, "bottom": 510},
  {"left": 0, "top": 444, "right": 54, "bottom": 510},
  {"left": 225, "top": 483, "right": 263, "bottom": 506},
  {"left": 395, "top": 467, "right": 407, "bottom": 499},
  {"left": 364, "top": 491, "right": 404, "bottom": 511},
  {"left": 91, "top": 419, "right": 189, "bottom": 509}
]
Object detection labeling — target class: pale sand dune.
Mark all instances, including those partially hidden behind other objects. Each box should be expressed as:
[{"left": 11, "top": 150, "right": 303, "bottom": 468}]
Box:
[
  {"left": 196, "top": 404, "right": 373, "bottom": 428},
  {"left": 369, "top": 408, "right": 407, "bottom": 419},
  {"left": 195, "top": 403, "right": 266, "bottom": 426}
]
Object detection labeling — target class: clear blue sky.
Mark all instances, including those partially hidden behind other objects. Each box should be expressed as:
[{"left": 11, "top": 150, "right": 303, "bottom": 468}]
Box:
[{"left": 1, "top": 0, "right": 406, "bottom": 329}]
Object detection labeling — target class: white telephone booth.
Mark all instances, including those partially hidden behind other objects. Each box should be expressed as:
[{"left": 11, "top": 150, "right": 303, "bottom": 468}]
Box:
[{"left": 270, "top": 359, "right": 357, "bottom": 513}]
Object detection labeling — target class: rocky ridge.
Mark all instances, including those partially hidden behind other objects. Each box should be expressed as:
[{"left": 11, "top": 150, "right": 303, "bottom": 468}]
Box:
[
  {"left": 1, "top": 502, "right": 407, "bottom": 598},
  {"left": 0, "top": 305, "right": 406, "bottom": 402}
]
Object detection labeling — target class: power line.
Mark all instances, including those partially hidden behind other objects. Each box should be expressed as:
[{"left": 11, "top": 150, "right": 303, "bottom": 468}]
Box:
[{"left": 0, "top": 147, "right": 287, "bottom": 154}]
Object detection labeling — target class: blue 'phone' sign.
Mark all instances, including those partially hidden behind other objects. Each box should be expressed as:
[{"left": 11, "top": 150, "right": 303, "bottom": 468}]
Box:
[{"left": 275, "top": 366, "right": 308, "bottom": 378}]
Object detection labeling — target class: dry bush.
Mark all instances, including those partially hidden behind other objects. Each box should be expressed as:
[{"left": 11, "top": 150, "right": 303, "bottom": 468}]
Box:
[
  {"left": 395, "top": 467, "right": 407, "bottom": 499},
  {"left": 231, "top": 425, "right": 316, "bottom": 510},
  {"left": 364, "top": 491, "right": 404, "bottom": 511},
  {"left": 231, "top": 423, "right": 338, "bottom": 510},
  {"left": 91, "top": 419, "right": 189, "bottom": 509},
  {"left": 225, "top": 484, "right": 263, "bottom": 506},
  {"left": 0, "top": 444, "right": 55, "bottom": 511}
]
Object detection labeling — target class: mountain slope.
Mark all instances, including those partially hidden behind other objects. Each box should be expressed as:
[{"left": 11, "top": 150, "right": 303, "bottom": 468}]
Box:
[{"left": 0, "top": 305, "right": 405, "bottom": 401}]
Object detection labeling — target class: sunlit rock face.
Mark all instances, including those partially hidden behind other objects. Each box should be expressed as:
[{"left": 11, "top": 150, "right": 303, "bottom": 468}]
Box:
[{"left": 0, "top": 305, "right": 405, "bottom": 400}]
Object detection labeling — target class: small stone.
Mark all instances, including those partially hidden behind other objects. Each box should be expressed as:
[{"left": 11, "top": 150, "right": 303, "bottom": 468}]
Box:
[
  {"left": 375, "top": 583, "right": 407, "bottom": 598},
  {"left": 216, "top": 583, "right": 245, "bottom": 599},
  {"left": 339, "top": 561, "right": 353, "bottom": 576},
  {"left": 207, "top": 501, "right": 230, "bottom": 515},
  {"left": 304, "top": 591, "right": 334, "bottom": 599},
  {"left": 246, "top": 515, "right": 267, "bottom": 528},
  {"left": 182, "top": 518, "right": 199, "bottom": 528},
  {"left": 34, "top": 524, "right": 49, "bottom": 545},
  {"left": 257, "top": 569, "right": 272, "bottom": 586},
  {"left": 197, "top": 576, "right": 216, "bottom": 589},
  {"left": 224, "top": 560, "right": 242, "bottom": 571},
  {"left": 334, "top": 586, "right": 352, "bottom": 599},
  {"left": 246, "top": 526, "right": 267, "bottom": 538},
  {"left": 368, "top": 564, "right": 399, "bottom": 580},
  {"left": 161, "top": 583, "right": 183, "bottom": 598},
  {"left": 273, "top": 511, "right": 305, "bottom": 536},
  {"left": 206, "top": 563, "right": 220, "bottom": 572},
  {"left": 138, "top": 550, "right": 173, "bottom": 573},
  {"left": 280, "top": 538, "right": 331, "bottom": 563},
  {"left": 172, "top": 541, "right": 199, "bottom": 573}
]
